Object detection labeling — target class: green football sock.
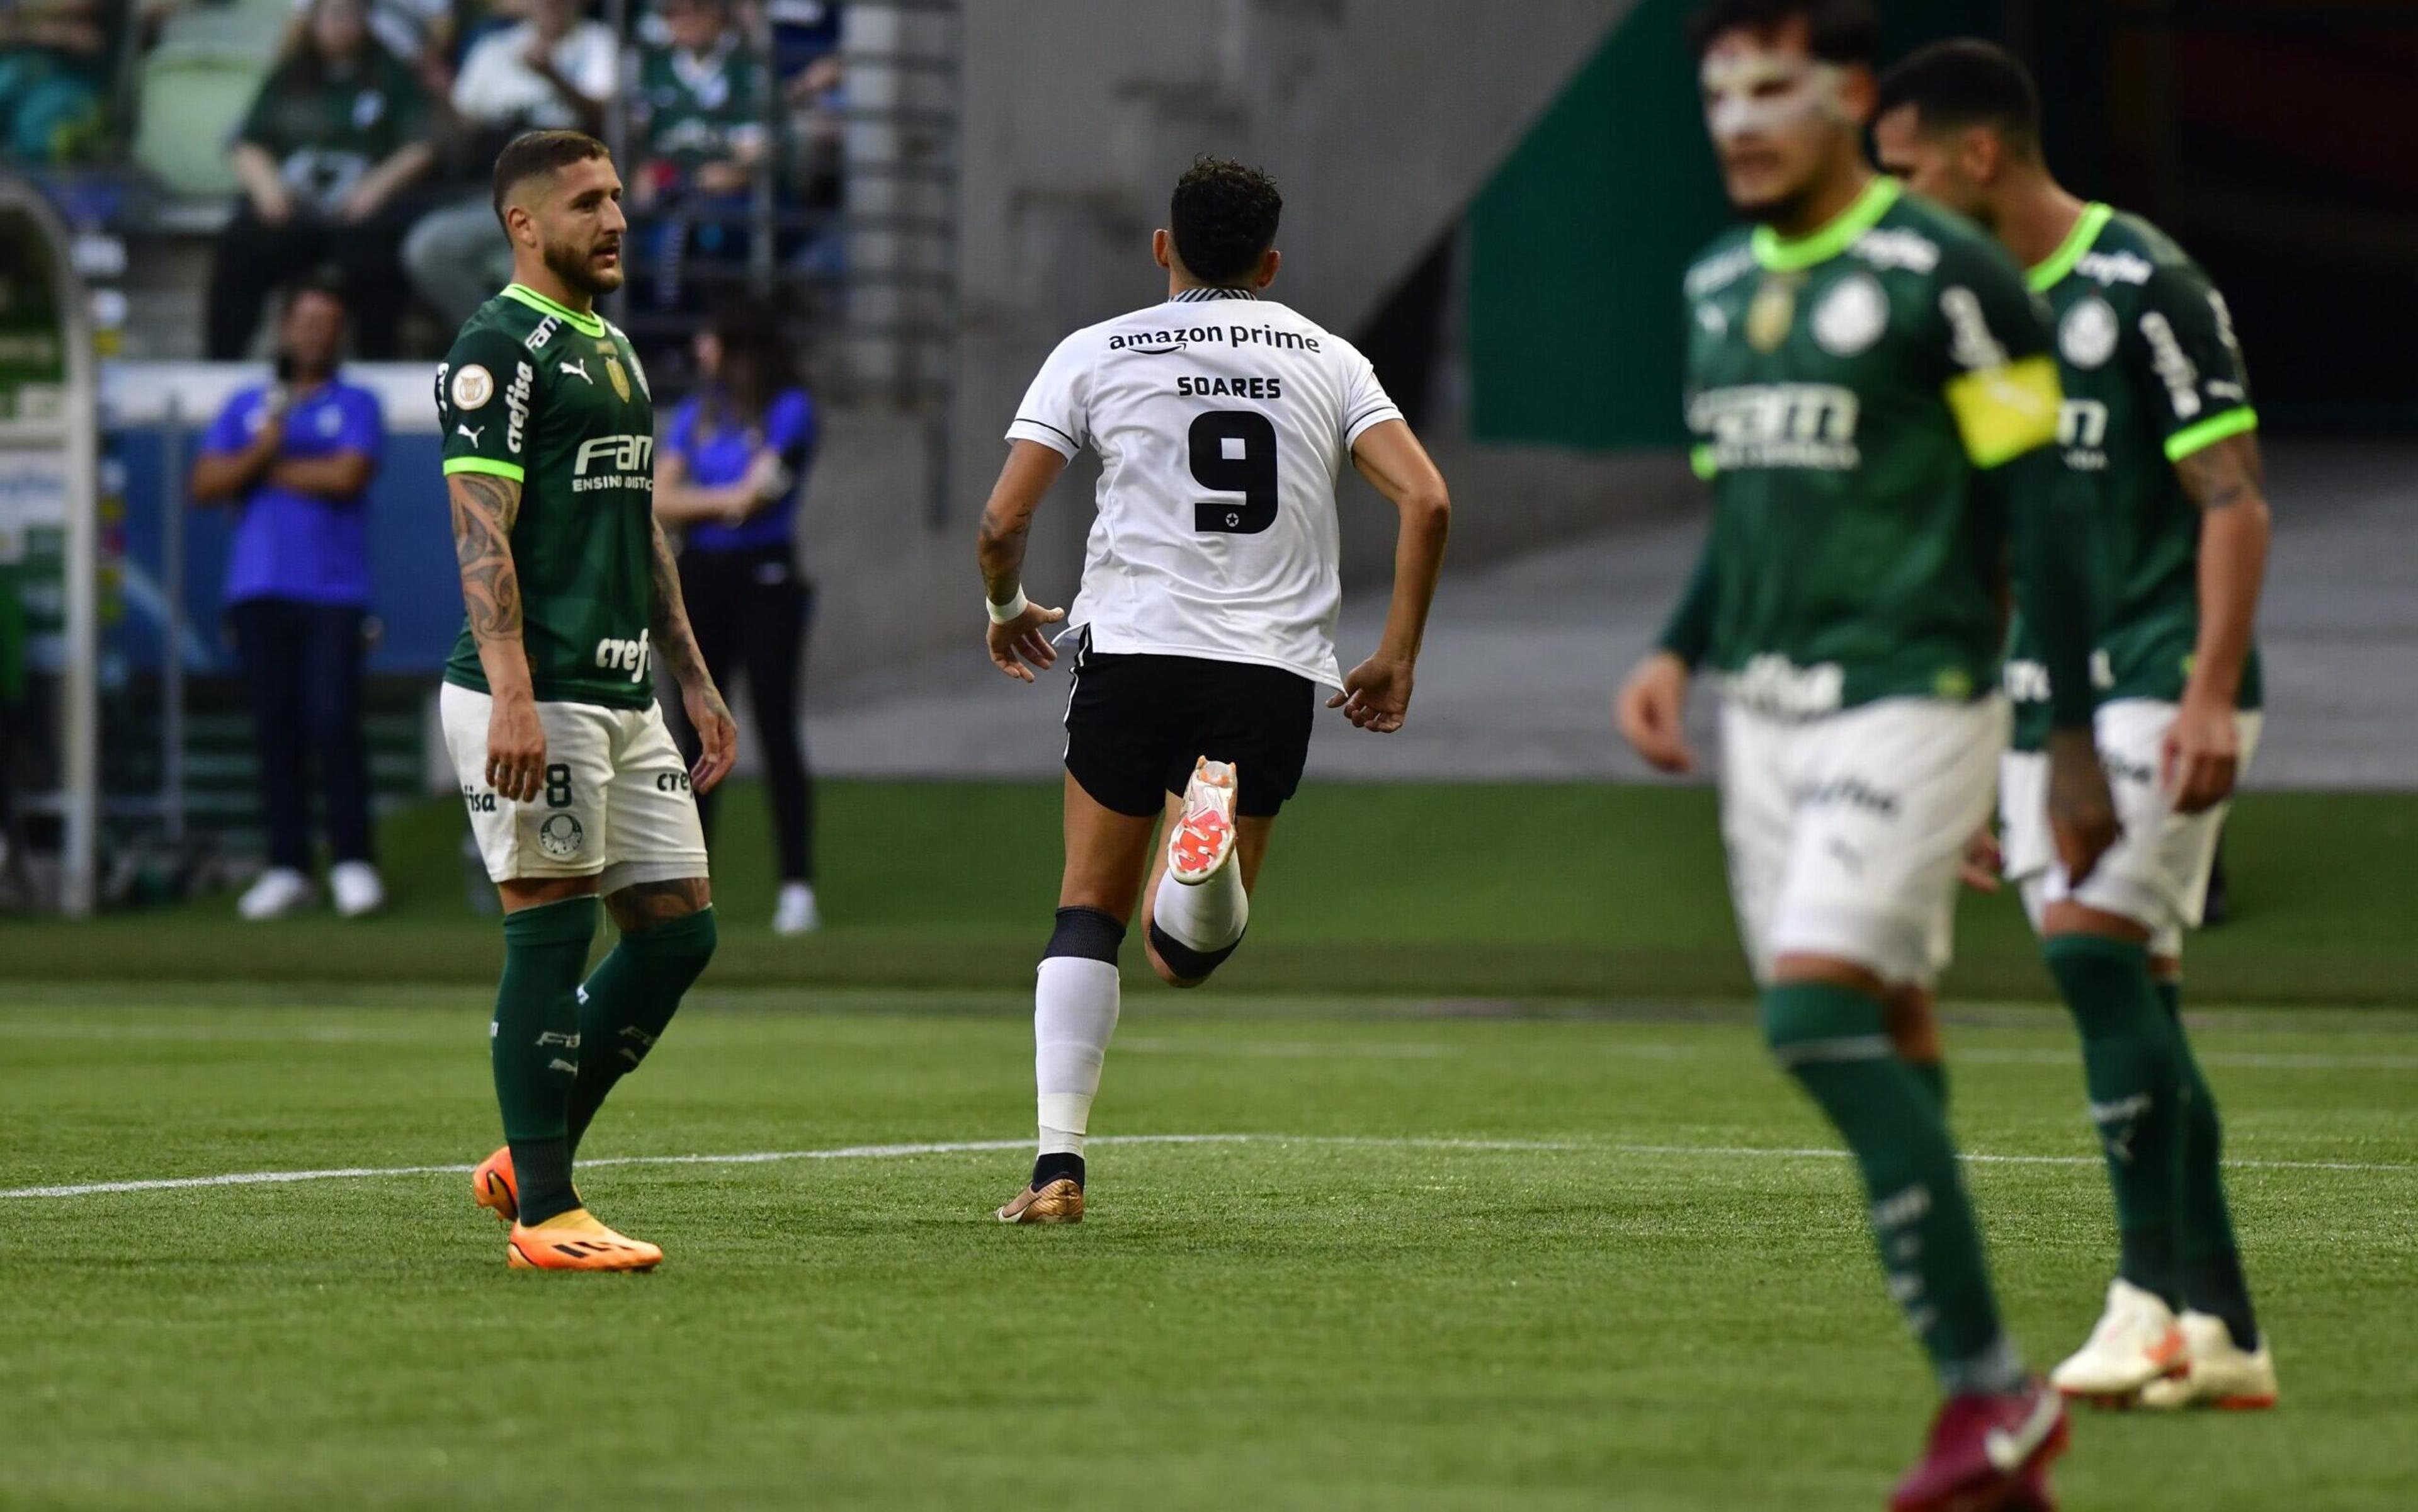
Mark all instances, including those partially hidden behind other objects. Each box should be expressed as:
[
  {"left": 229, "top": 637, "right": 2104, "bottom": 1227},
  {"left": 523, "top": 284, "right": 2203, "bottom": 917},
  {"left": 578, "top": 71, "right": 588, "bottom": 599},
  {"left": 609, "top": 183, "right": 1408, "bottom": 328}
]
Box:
[
  {"left": 2043, "top": 933, "right": 2186, "bottom": 1305},
  {"left": 1906, "top": 1058, "right": 1949, "bottom": 1117},
  {"left": 565, "top": 906, "right": 718, "bottom": 1155},
  {"left": 1765, "top": 981, "right": 2018, "bottom": 1394},
  {"left": 2158, "top": 977, "right": 2261, "bottom": 1351},
  {"left": 493, "top": 897, "right": 599, "bottom": 1226}
]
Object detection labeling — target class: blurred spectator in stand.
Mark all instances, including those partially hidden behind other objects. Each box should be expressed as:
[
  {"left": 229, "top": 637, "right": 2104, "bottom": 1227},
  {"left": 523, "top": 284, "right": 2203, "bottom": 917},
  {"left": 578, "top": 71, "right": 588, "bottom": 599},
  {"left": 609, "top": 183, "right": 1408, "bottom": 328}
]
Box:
[
  {"left": 284, "top": 0, "right": 458, "bottom": 98},
  {"left": 206, "top": 0, "right": 433, "bottom": 360},
  {"left": 188, "top": 280, "right": 387, "bottom": 921},
  {"left": 654, "top": 300, "right": 821, "bottom": 934},
  {"left": 629, "top": 0, "right": 764, "bottom": 309},
  {"left": 0, "top": 0, "right": 113, "bottom": 163},
  {"left": 0, "top": 547, "right": 21, "bottom": 899},
  {"left": 402, "top": 0, "right": 614, "bottom": 326}
]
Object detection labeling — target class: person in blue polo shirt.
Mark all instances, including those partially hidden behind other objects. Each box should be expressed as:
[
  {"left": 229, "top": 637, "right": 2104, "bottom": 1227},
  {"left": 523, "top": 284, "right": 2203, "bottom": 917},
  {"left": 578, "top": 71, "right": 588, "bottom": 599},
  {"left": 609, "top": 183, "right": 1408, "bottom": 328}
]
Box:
[
  {"left": 191, "top": 279, "right": 386, "bottom": 920},
  {"left": 654, "top": 301, "right": 821, "bottom": 933}
]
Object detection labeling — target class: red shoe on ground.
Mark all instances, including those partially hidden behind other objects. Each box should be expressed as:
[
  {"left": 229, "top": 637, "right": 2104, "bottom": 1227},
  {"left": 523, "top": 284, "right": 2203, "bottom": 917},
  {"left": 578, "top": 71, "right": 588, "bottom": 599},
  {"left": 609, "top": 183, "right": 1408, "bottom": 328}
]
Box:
[{"left": 1889, "top": 1378, "right": 2069, "bottom": 1512}]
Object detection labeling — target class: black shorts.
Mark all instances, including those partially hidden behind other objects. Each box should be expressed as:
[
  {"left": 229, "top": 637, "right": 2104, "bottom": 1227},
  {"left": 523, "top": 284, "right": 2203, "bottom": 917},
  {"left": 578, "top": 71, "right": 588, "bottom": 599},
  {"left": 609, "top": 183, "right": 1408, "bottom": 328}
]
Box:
[{"left": 1062, "top": 633, "right": 1317, "bottom": 819}]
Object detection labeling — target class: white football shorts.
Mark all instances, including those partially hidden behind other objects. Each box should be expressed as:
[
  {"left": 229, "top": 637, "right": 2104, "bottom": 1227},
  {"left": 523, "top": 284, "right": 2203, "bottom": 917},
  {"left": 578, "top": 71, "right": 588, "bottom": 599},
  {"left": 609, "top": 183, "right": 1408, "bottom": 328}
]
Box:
[
  {"left": 1720, "top": 695, "right": 2007, "bottom": 988},
  {"left": 2000, "top": 698, "right": 2261, "bottom": 958},
  {"left": 441, "top": 683, "right": 708, "bottom": 891}
]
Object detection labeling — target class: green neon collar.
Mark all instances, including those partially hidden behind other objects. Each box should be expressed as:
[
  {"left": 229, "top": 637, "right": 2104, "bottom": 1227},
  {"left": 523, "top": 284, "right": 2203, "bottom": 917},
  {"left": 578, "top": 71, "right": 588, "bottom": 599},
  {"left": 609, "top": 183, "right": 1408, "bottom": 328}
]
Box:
[
  {"left": 2028, "top": 202, "right": 2113, "bottom": 292},
  {"left": 502, "top": 283, "right": 608, "bottom": 337},
  {"left": 1751, "top": 177, "right": 1902, "bottom": 273}
]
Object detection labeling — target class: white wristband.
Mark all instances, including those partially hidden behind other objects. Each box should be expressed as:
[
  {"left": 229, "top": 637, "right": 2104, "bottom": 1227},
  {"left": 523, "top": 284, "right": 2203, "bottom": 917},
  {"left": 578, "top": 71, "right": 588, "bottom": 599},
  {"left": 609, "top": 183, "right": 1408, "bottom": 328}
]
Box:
[{"left": 985, "top": 587, "right": 1030, "bottom": 625}]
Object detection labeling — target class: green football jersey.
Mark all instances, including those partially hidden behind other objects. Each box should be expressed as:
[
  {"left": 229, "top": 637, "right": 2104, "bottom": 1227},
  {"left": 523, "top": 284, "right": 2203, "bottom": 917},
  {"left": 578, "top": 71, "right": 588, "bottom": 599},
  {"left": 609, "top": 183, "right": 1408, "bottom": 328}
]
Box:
[
  {"left": 2006, "top": 205, "right": 2260, "bottom": 752},
  {"left": 1683, "top": 178, "right": 2063, "bottom": 716},
  {"left": 438, "top": 283, "right": 659, "bottom": 710}
]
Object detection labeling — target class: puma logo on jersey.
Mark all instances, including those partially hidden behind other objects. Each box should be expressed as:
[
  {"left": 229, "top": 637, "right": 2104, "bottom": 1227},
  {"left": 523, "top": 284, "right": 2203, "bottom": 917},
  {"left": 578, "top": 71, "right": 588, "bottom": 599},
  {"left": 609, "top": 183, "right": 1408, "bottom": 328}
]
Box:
[
  {"left": 560, "top": 359, "right": 593, "bottom": 385},
  {"left": 456, "top": 423, "right": 484, "bottom": 445}
]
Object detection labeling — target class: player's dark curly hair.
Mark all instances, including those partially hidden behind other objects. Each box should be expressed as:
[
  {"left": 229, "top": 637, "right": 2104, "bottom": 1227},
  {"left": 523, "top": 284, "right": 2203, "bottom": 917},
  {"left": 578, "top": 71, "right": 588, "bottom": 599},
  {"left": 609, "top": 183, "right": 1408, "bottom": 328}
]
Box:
[
  {"left": 1875, "top": 40, "right": 2043, "bottom": 159},
  {"left": 1168, "top": 156, "right": 1283, "bottom": 287},
  {"left": 1684, "top": 0, "right": 1878, "bottom": 65}
]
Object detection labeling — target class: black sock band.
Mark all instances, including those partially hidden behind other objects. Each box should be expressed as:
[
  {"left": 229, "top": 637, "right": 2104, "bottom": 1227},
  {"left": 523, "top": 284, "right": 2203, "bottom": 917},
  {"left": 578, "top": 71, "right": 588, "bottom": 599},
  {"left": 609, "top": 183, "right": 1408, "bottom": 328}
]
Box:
[
  {"left": 509, "top": 1135, "right": 577, "bottom": 1226},
  {"left": 1043, "top": 906, "right": 1125, "bottom": 964},
  {"left": 1147, "top": 919, "right": 1243, "bottom": 981},
  {"left": 1031, "top": 1151, "right": 1084, "bottom": 1190}
]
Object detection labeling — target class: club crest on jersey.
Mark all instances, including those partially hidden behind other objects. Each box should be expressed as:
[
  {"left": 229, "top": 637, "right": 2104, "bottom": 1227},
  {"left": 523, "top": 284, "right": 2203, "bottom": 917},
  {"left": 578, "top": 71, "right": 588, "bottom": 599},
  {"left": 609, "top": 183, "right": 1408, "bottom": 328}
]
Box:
[
  {"left": 606, "top": 356, "right": 631, "bottom": 402},
  {"left": 1812, "top": 273, "right": 1887, "bottom": 356},
  {"left": 1746, "top": 275, "right": 1800, "bottom": 353},
  {"left": 2060, "top": 297, "right": 2118, "bottom": 369}
]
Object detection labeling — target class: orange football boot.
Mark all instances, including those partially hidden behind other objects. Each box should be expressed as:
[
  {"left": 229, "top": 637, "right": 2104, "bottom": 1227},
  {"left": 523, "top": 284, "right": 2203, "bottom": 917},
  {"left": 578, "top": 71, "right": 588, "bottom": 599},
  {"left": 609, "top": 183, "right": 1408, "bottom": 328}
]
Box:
[
  {"left": 506, "top": 1208, "right": 663, "bottom": 1271},
  {"left": 472, "top": 1145, "right": 518, "bottom": 1224}
]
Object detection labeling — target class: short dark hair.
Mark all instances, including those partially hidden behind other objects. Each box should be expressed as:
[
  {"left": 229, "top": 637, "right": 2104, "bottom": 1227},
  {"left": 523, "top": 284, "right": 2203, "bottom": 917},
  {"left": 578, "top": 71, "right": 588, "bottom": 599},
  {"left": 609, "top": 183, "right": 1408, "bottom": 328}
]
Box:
[
  {"left": 1168, "top": 156, "right": 1283, "bottom": 287},
  {"left": 491, "top": 129, "right": 612, "bottom": 228},
  {"left": 1874, "top": 40, "right": 2043, "bottom": 157},
  {"left": 1685, "top": 0, "right": 1879, "bottom": 65},
  {"left": 281, "top": 275, "right": 348, "bottom": 314}
]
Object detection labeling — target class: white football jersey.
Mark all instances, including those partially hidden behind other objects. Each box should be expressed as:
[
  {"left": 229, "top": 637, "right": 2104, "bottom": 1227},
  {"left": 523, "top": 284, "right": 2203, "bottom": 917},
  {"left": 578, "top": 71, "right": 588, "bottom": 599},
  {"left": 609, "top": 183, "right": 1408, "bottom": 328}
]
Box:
[{"left": 1006, "top": 289, "right": 1402, "bottom": 688}]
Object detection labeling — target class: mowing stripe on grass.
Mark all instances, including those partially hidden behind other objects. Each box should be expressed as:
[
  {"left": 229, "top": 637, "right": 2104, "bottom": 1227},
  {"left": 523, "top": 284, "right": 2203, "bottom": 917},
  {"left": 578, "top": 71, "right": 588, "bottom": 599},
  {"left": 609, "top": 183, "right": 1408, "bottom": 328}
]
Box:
[{"left": 4, "top": 1132, "right": 2411, "bottom": 1202}]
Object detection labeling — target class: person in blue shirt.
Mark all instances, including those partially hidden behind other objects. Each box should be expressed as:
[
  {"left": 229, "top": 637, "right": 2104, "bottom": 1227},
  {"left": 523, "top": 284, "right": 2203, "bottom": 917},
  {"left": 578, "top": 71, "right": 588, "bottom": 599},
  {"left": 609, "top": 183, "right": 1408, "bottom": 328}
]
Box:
[
  {"left": 190, "top": 279, "right": 387, "bottom": 921},
  {"left": 654, "top": 300, "right": 820, "bottom": 933}
]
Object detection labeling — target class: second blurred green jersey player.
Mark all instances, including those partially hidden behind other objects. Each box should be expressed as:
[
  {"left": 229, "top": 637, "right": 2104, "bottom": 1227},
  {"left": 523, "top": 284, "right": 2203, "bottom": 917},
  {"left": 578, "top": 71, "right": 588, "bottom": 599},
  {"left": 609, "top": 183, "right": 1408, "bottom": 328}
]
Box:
[
  {"left": 1876, "top": 40, "right": 2278, "bottom": 1414},
  {"left": 1616, "top": 4, "right": 2118, "bottom": 1509}
]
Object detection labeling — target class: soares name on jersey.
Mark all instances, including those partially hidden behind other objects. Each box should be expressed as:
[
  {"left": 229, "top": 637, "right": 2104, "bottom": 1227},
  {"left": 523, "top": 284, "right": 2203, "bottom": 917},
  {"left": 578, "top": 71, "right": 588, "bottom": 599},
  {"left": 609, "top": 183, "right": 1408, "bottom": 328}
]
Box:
[
  {"left": 2004, "top": 205, "right": 2262, "bottom": 752},
  {"left": 1682, "top": 178, "right": 2064, "bottom": 717},
  {"left": 1007, "top": 288, "right": 1401, "bottom": 689},
  {"left": 436, "top": 283, "right": 660, "bottom": 710}
]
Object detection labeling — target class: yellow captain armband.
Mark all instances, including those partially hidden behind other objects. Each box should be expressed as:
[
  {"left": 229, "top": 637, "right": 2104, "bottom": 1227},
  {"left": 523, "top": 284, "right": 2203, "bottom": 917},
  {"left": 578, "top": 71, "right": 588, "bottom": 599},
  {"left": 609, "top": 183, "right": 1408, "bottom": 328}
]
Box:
[{"left": 1943, "top": 354, "right": 2063, "bottom": 469}]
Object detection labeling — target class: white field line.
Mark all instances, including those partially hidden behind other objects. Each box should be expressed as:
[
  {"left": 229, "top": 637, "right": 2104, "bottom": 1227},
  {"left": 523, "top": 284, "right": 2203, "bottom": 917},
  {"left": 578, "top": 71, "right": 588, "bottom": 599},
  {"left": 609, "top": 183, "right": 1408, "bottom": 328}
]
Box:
[{"left": 4, "top": 1131, "right": 2410, "bottom": 1203}]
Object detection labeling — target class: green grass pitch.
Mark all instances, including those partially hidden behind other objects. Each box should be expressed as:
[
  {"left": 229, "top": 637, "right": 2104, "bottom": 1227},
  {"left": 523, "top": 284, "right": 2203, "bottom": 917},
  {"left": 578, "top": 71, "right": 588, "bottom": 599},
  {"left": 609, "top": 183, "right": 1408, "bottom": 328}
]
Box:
[
  {"left": 4, "top": 782, "right": 2415, "bottom": 1507},
  {"left": 3, "top": 986, "right": 2414, "bottom": 1510}
]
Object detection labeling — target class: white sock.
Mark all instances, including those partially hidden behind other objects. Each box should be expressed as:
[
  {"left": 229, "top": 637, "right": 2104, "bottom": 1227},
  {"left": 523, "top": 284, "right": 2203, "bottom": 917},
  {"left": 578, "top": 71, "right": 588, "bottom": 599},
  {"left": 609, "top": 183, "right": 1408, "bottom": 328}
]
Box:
[
  {"left": 1034, "top": 956, "right": 1120, "bottom": 1156},
  {"left": 1152, "top": 861, "right": 1249, "bottom": 953}
]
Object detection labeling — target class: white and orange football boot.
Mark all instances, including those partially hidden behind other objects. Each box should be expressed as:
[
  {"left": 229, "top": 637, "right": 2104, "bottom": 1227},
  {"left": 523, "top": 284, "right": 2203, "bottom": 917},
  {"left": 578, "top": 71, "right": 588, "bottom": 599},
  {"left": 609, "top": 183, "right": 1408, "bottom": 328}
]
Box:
[
  {"left": 472, "top": 1145, "right": 518, "bottom": 1224},
  {"left": 506, "top": 1208, "right": 663, "bottom": 1271},
  {"left": 2051, "top": 1278, "right": 2188, "bottom": 1403},
  {"left": 1165, "top": 758, "right": 1239, "bottom": 885},
  {"left": 2137, "top": 1312, "right": 2279, "bottom": 1411}
]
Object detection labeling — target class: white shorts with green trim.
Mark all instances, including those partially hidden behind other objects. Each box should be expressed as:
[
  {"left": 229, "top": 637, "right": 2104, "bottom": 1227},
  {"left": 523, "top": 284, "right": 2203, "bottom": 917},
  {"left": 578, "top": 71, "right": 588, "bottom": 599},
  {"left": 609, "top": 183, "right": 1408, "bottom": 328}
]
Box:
[
  {"left": 441, "top": 683, "right": 708, "bottom": 890},
  {"left": 1999, "top": 699, "right": 2261, "bottom": 957},
  {"left": 1719, "top": 695, "right": 2007, "bottom": 989}
]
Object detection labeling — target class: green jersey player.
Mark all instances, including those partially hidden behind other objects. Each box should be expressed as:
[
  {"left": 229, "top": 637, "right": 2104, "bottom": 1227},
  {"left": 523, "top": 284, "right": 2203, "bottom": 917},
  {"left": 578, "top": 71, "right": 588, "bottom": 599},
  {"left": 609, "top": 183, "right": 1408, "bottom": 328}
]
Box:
[
  {"left": 1615, "top": 5, "right": 2116, "bottom": 1508},
  {"left": 1876, "top": 42, "right": 2278, "bottom": 1413},
  {"left": 436, "top": 130, "right": 737, "bottom": 1272}
]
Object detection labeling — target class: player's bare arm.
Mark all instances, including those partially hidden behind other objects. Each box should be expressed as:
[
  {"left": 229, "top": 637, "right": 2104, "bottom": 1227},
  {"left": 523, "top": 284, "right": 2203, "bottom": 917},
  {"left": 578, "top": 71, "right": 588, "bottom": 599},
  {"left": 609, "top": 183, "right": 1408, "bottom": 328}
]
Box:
[
  {"left": 1618, "top": 539, "right": 1714, "bottom": 775},
  {"left": 2168, "top": 432, "right": 2271, "bottom": 812},
  {"left": 2001, "top": 445, "right": 2121, "bottom": 882},
  {"left": 1335, "top": 419, "right": 1448, "bottom": 734},
  {"left": 974, "top": 438, "right": 1071, "bottom": 683},
  {"left": 644, "top": 516, "right": 739, "bottom": 793},
  {"left": 448, "top": 469, "right": 545, "bottom": 804}
]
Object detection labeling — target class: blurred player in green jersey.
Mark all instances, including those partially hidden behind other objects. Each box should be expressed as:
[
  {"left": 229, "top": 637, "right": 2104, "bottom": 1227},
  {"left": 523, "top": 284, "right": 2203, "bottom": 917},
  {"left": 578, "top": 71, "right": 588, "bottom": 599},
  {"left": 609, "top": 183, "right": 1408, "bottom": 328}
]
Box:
[
  {"left": 1616, "top": 3, "right": 2118, "bottom": 1506},
  {"left": 436, "top": 130, "right": 738, "bottom": 1271},
  {"left": 1876, "top": 40, "right": 2278, "bottom": 1412}
]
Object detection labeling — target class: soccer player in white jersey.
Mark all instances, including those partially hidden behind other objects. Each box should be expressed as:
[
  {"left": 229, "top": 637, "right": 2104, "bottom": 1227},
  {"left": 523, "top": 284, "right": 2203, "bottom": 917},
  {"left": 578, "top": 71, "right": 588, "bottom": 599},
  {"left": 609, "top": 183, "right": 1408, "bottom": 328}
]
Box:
[{"left": 974, "top": 157, "right": 1451, "bottom": 1224}]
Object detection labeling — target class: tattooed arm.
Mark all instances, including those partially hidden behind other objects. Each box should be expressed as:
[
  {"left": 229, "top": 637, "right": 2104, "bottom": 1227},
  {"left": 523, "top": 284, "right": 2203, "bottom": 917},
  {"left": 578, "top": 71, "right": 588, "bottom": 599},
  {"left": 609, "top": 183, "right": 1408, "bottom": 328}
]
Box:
[
  {"left": 449, "top": 470, "right": 548, "bottom": 804},
  {"left": 645, "top": 516, "right": 739, "bottom": 793},
  {"left": 2166, "top": 432, "right": 2272, "bottom": 812}
]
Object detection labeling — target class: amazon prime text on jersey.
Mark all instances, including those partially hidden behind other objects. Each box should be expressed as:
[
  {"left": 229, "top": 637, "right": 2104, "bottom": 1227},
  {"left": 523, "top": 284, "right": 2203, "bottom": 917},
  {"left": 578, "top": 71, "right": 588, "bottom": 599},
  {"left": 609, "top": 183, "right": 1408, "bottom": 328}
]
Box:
[{"left": 1689, "top": 384, "right": 1860, "bottom": 472}]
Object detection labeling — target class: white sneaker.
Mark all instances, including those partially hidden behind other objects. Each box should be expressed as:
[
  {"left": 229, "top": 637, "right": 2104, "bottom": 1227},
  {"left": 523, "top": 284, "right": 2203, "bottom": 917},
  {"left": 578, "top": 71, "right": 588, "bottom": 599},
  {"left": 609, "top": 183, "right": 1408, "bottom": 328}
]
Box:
[
  {"left": 329, "top": 861, "right": 385, "bottom": 918},
  {"left": 773, "top": 882, "right": 820, "bottom": 936},
  {"left": 1165, "top": 758, "right": 1239, "bottom": 885},
  {"left": 2137, "top": 1311, "right": 2278, "bottom": 1411},
  {"left": 237, "top": 867, "right": 314, "bottom": 921},
  {"left": 2050, "top": 1278, "right": 2187, "bottom": 1400}
]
